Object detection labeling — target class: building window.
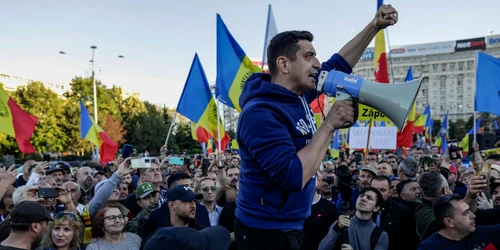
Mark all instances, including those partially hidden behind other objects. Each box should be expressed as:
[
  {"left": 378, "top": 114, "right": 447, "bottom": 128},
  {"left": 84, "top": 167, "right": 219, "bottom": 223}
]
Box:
[
  {"left": 467, "top": 61, "right": 474, "bottom": 70},
  {"left": 467, "top": 79, "right": 472, "bottom": 84},
  {"left": 458, "top": 61, "right": 464, "bottom": 71},
  {"left": 441, "top": 63, "right": 447, "bottom": 72}
]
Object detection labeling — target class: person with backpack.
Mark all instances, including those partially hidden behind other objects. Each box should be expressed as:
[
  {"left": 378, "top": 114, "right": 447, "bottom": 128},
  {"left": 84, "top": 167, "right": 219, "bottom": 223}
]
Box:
[{"left": 319, "top": 187, "right": 388, "bottom": 250}]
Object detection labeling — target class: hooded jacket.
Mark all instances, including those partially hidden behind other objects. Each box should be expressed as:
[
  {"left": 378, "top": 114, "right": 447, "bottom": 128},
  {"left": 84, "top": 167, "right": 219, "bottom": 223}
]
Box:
[{"left": 235, "top": 53, "right": 352, "bottom": 230}]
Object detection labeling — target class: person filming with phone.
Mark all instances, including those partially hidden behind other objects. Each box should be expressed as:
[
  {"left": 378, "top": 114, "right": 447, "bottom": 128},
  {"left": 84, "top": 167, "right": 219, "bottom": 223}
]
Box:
[{"left": 234, "top": 4, "right": 398, "bottom": 249}]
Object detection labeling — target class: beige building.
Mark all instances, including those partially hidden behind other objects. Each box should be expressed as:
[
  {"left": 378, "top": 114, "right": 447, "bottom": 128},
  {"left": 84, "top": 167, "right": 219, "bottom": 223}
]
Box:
[
  {"left": 352, "top": 35, "right": 500, "bottom": 122},
  {"left": 0, "top": 73, "right": 68, "bottom": 96}
]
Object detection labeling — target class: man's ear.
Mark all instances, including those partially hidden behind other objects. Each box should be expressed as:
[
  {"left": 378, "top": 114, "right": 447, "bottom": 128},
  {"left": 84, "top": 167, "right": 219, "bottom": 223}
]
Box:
[
  {"left": 276, "top": 56, "right": 289, "bottom": 74},
  {"left": 373, "top": 206, "right": 381, "bottom": 213}
]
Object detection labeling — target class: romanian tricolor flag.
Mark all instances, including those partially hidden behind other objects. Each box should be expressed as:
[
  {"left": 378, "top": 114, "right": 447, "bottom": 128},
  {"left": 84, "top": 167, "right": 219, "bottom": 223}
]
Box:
[
  {"left": 373, "top": 0, "right": 389, "bottom": 84},
  {"left": 216, "top": 14, "right": 262, "bottom": 112},
  {"left": 459, "top": 117, "right": 482, "bottom": 154},
  {"left": 414, "top": 106, "right": 430, "bottom": 134},
  {"left": 177, "top": 54, "right": 225, "bottom": 142},
  {"left": 190, "top": 121, "right": 210, "bottom": 143},
  {"left": 396, "top": 68, "right": 416, "bottom": 148},
  {"left": 79, "top": 101, "right": 117, "bottom": 165},
  {"left": 0, "top": 87, "right": 38, "bottom": 153}
]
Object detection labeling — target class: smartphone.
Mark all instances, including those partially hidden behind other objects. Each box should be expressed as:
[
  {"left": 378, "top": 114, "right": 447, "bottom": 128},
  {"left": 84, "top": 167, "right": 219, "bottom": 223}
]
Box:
[
  {"left": 131, "top": 157, "right": 153, "bottom": 168},
  {"left": 122, "top": 144, "right": 133, "bottom": 159},
  {"left": 43, "top": 154, "right": 51, "bottom": 162},
  {"left": 169, "top": 157, "right": 184, "bottom": 166},
  {"left": 447, "top": 140, "right": 461, "bottom": 160},
  {"left": 38, "top": 188, "right": 59, "bottom": 198},
  {"left": 3, "top": 155, "right": 14, "bottom": 167},
  {"left": 354, "top": 154, "right": 363, "bottom": 166},
  {"left": 475, "top": 162, "right": 491, "bottom": 187},
  {"left": 195, "top": 159, "right": 202, "bottom": 168},
  {"left": 201, "top": 158, "right": 211, "bottom": 176}
]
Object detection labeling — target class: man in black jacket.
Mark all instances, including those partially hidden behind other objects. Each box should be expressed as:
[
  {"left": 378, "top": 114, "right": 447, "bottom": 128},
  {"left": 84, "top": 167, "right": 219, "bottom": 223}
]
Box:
[{"left": 371, "top": 175, "right": 418, "bottom": 250}]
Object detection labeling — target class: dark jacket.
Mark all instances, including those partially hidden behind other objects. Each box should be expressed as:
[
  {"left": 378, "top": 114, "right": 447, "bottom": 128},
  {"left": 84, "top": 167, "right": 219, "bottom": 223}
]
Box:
[
  {"left": 142, "top": 201, "right": 210, "bottom": 239},
  {"left": 373, "top": 197, "right": 419, "bottom": 250}
]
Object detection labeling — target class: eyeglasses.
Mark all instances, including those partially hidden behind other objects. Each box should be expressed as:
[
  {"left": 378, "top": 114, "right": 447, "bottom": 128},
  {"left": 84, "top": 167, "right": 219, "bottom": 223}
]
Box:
[
  {"left": 104, "top": 214, "right": 125, "bottom": 222},
  {"left": 201, "top": 186, "right": 217, "bottom": 193},
  {"left": 54, "top": 212, "right": 78, "bottom": 221}
]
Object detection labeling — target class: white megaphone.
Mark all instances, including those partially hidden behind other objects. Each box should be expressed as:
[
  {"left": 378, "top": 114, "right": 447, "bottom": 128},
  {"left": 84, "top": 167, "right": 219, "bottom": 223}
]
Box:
[{"left": 317, "top": 70, "right": 423, "bottom": 131}]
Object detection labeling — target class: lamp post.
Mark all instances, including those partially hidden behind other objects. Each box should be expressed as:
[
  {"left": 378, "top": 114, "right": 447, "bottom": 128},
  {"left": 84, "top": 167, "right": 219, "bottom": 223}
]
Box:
[
  {"left": 59, "top": 47, "right": 124, "bottom": 124},
  {"left": 59, "top": 47, "right": 124, "bottom": 160},
  {"left": 90, "top": 46, "right": 98, "bottom": 124}
]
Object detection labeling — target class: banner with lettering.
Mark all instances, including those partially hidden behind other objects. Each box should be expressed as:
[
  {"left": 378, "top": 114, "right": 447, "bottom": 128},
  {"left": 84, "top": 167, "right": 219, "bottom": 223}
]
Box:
[{"left": 348, "top": 127, "right": 397, "bottom": 149}]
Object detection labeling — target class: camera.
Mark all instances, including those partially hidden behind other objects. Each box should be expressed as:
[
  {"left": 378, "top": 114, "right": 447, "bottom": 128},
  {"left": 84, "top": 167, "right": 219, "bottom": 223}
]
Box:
[
  {"left": 328, "top": 165, "right": 358, "bottom": 214},
  {"left": 447, "top": 140, "right": 462, "bottom": 160}
]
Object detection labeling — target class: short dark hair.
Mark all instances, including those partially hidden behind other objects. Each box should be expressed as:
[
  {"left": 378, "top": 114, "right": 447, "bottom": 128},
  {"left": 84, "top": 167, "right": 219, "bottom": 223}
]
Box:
[
  {"left": 167, "top": 172, "right": 191, "bottom": 189},
  {"left": 419, "top": 171, "right": 446, "bottom": 198},
  {"left": 359, "top": 187, "right": 384, "bottom": 211},
  {"left": 396, "top": 179, "right": 415, "bottom": 197},
  {"left": 267, "top": 31, "right": 313, "bottom": 76},
  {"left": 433, "top": 194, "right": 462, "bottom": 229},
  {"left": 370, "top": 175, "right": 391, "bottom": 189}
]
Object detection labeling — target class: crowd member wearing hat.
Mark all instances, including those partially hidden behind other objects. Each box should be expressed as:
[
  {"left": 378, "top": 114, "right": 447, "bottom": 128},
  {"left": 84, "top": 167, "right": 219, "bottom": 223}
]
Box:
[
  {"left": 0, "top": 201, "right": 53, "bottom": 250},
  {"left": 142, "top": 172, "right": 210, "bottom": 241},
  {"left": 144, "top": 226, "right": 231, "bottom": 250},
  {"left": 126, "top": 182, "right": 158, "bottom": 238},
  {"left": 335, "top": 165, "right": 378, "bottom": 215},
  {"left": 140, "top": 185, "right": 205, "bottom": 249},
  {"left": 447, "top": 165, "right": 467, "bottom": 198},
  {"left": 39, "top": 212, "right": 84, "bottom": 250}
]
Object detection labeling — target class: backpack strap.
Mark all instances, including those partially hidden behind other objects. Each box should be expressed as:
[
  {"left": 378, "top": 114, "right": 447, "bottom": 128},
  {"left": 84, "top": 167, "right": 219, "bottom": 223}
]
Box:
[
  {"left": 82, "top": 204, "right": 92, "bottom": 245},
  {"left": 370, "top": 226, "right": 384, "bottom": 250}
]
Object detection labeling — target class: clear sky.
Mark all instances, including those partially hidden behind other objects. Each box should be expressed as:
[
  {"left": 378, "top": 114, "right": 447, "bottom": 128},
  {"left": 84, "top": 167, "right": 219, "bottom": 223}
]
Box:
[{"left": 1, "top": 0, "right": 497, "bottom": 108}]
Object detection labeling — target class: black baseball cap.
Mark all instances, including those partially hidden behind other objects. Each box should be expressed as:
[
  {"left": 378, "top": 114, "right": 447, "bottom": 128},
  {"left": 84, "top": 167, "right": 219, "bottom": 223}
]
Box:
[
  {"left": 166, "top": 185, "right": 203, "bottom": 202},
  {"left": 144, "top": 226, "right": 231, "bottom": 250},
  {"left": 10, "top": 201, "right": 53, "bottom": 224}
]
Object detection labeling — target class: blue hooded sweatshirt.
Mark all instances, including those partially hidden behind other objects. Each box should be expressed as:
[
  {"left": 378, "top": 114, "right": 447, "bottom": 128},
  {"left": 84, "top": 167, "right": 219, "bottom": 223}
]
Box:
[{"left": 235, "top": 53, "right": 352, "bottom": 230}]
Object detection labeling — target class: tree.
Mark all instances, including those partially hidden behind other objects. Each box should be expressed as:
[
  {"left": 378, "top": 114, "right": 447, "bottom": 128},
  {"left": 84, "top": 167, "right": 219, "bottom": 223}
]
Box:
[
  {"left": 449, "top": 118, "right": 467, "bottom": 140},
  {"left": 13, "top": 82, "right": 67, "bottom": 153},
  {"left": 432, "top": 119, "right": 441, "bottom": 138},
  {"left": 101, "top": 114, "right": 126, "bottom": 145},
  {"left": 126, "top": 102, "right": 169, "bottom": 154},
  {"left": 64, "top": 77, "right": 121, "bottom": 125},
  {"left": 174, "top": 122, "right": 201, "bottom": 153}
]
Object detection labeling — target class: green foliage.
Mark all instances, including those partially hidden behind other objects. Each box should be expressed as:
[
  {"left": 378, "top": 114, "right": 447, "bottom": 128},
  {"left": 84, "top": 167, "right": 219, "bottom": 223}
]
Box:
[
  {"left": 0, "top": 76, "right": 208, "bottom": 158},
  {"left": 12, "top": 82, "right": 67, "bottom": 153}
]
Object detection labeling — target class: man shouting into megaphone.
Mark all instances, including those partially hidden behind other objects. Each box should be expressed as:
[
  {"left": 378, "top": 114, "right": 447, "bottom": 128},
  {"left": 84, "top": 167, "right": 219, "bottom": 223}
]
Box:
[{"left": 234, "top": 4, "right": 398, "bottom": 250}]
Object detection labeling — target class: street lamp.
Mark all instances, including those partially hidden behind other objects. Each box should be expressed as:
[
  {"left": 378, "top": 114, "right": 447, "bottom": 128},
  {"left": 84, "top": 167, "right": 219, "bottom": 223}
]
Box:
[
  {"left": 90, "top": 45, "right": 98, "bottom": 124},
  {"left": 59, "top": 46, "right": 124, "bottom": 125}
]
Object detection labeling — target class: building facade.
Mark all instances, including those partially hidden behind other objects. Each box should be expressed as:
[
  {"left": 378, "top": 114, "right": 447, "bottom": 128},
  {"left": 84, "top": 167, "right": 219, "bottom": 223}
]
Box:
[
  {"left": 352, "top": 35, "right": 500, "bottom": 122},
  {"left": 0, "top": 73, "right": 68, "bottom": 96}
]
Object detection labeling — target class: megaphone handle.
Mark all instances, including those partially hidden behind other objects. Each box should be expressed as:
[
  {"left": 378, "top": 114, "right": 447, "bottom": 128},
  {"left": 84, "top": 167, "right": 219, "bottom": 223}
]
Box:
[{"left": 336, "top": 91, "right": 359, "bottom": 128}]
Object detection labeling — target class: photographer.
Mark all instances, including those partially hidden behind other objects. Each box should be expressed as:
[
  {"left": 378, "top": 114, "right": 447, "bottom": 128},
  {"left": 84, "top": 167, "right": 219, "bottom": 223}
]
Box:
[{"left": 319, "top": 187, "right": 388, "bottom": 250}]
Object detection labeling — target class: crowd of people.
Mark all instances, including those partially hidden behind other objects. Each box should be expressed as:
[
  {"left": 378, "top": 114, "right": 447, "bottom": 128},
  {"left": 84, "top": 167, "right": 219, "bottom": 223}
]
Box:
[{"left": 0, "top": 144, "right": 499, "bottom": 250}]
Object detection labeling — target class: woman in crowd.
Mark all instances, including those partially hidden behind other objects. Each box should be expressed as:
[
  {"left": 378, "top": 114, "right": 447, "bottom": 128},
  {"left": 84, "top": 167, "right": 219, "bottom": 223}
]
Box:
[
  {"left": 86, "top": 202, "right": 141, "bottom": 250},
  {"left": 39, "top": 212, "right": 84, "bottom": 250}
]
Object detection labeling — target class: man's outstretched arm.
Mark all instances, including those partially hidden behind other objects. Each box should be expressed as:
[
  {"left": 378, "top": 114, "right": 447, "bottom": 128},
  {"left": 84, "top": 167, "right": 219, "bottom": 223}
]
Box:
[{"left": 338, "top": 4, "right": 398, "bottom": 68}]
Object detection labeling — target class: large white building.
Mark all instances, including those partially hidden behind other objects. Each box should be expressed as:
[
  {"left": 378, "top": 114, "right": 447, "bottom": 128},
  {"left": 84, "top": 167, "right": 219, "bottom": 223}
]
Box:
[
  {"left": 0, "top": 73, "right": 68, "bottom": 96},
  {"left": 353, "top": 35, "right": 500, "bottom": 122}
]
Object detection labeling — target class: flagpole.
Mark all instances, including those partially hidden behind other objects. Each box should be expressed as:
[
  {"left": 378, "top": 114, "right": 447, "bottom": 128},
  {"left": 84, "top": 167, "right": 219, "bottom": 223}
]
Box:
[
  {"left": 261, "top": 4, "right": 272, "bottom": 70},
  {"left": 217, "top": 97, "right": 222, "bottom": 156},
  {"left": 164, "top": 110, "right": 177, "bottom": 146},
  {"left": 473, "top": 51, "right": 479, "bottom": 145},
  {"left": 385, "top": 29, "right": 396, "bottom": 83}
]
